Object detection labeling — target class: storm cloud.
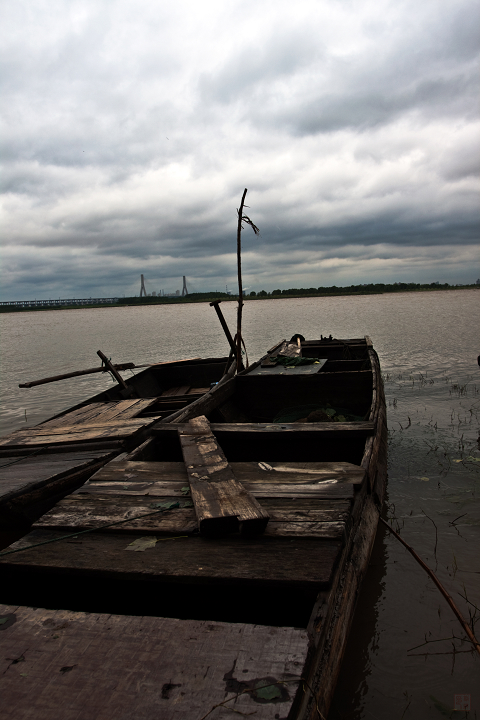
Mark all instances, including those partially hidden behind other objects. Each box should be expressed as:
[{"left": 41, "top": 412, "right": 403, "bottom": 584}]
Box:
[{"left": 1, "top": 0, "right": 479, "bottom": 299}]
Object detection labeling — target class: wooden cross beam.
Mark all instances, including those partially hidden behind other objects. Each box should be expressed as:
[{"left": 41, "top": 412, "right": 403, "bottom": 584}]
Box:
[{"left": 178, "top": 415, "right": 269, "bottom": 536}]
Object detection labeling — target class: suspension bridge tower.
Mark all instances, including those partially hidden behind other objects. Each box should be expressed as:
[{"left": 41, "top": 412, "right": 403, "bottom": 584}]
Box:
[
  {"left": 182, "top": 276, "right": 188, "bottom": 296},
  {"left": 140, "top": 274, "right": 147, "bottom": 297}
]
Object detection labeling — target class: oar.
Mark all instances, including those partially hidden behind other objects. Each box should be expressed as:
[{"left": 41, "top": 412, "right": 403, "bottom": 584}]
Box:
[
  {"left": 209, "top": 300, "right": 236, "bottom": 354},
  {"left": 19, "top": 356, "right": 203, "bottom": 389},
  {"left": 19, "top": 363, "right": 136, "bottom": 388}
]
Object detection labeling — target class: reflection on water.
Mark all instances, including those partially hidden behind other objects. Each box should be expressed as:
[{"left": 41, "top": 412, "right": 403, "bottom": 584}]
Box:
[{"left": 1, "top": 289, "right": 479, "bottom": 716}]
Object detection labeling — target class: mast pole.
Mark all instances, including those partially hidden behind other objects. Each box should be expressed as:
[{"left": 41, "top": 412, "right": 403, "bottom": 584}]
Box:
[{"left": 236, "top": 188, "right": 248, "bottom": 371}]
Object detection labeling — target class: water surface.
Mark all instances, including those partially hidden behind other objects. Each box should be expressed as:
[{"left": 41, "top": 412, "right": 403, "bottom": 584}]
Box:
[{"left": 1, "top": 289, "right": 478, "bottom": 716}]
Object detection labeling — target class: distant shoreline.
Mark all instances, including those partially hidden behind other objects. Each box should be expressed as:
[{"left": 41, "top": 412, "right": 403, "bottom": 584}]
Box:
[{"left": 0, "top": 284, "right": 477, "bottom": 313}]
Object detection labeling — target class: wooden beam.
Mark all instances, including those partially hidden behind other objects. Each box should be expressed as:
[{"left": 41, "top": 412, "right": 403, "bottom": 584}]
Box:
[
  {"left": 209, "top": 300, "right": 236, "bottom": 354},
  {"left": 178, "top": 416, "right": 270, "bottom": 536},
  {"left": 153, "top": 420, "right": 375, "bottom": 438},
  {"left": 19, "top": 363, "right": 137, "bottom": 388},
  {"left": 97, "top": 350, "right": 133, "bottom": 395}
]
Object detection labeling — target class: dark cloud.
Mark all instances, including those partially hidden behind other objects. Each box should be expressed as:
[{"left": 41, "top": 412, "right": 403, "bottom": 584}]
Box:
[{"left": 1, "top": 0, "right": 479, "bottom": 300}]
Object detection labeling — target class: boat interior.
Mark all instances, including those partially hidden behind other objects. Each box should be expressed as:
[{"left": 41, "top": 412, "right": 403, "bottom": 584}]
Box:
[
  {"left": 41, "top": 357, "right": 230, "bottom": 426},
  {"left": 0, "top": 338, "right": 381, "bottom": 638}
]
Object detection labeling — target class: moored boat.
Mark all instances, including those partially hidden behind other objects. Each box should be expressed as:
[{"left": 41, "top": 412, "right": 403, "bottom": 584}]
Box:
[
  {"left": 0, "top": 335, "right": 387, "bottom": 719},
  {"left": 0, "top": 355, "right": 231, "bottom": 532}
]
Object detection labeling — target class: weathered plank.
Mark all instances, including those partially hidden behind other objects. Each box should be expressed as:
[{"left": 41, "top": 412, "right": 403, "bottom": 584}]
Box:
[
  {"left": 32, "top": 493, "right": 350, "bottom": 537},
  {"left": 179, "top": 416, "right": 270, "bottom": 536},
  {"left": 33, "top": 496, "right": 197, "bottom": 534},
  {"left": 90, "top": 459, "right": 365, "bottom": 486},
  {"left": 0, "top": 441, "right": 122, "bottom": 458},
  {"left": 85, "top": 398, "right": 158, "bottom": 423},
  {"left": 0, "top": 419, "right": 150, "bottom": 449},
  {"left": 154, "top": 421, "right": 375, "bottom": 437},
  {"left": 265, "top": 521, "right": 345, "bottom": 539},
  {"left": 0, "top": 529, "right": 342, "bottom": 587},
  {"left": 82, "top": 479, "right": 355, "bottom": 500},
  {"left": 41, "top": 399, "right": 159, "bottom": 429},
  {"left": 40, "top": 402, "right": 110, "bottom": 428},
  {"left": 0, "top": 450, "right": 117, "bottom": 504},
  {"left": 0, "top": 604, "right": 308, "bottom": 720}
]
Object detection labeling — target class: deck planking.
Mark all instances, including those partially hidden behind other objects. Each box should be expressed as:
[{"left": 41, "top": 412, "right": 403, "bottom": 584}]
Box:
[
  {"left": 0, "top": 450, "right": 117, "bottom": 505},
  {"left": 0, "top": 419, "right": 152, "bottom": 449},
  {"left": 153, "top": 421, "right": 375, "bottom": 438},
  {"left": 0, "top": 604, "right": 308, "bottom": 720},
  {"left": 41, "top": 399, "right": 160, "bottom": 429},
  {"left": 88, "top": 459, "right": 365, "bottom": 485},
  {"left": 0, "top": 529, "right": 342, "bottom": 587},
  {"left": 32, "top": 493, "right": 350, "bottom": 538}
]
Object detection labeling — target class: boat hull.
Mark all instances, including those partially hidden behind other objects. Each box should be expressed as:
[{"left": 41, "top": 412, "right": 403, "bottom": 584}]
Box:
[{"left": 0, "top": 337, "right": 387, "bottom": 719}]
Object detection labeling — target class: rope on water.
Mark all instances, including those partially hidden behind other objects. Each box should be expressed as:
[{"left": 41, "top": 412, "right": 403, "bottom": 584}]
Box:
[{"left": 380, "top": 517, "right": 480, "bottom": 656}]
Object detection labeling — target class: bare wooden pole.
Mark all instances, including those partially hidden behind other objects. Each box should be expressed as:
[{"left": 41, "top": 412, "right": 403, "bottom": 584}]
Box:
[
  {"left": 18, "top": 357, "right": 203, "bottom": 389},
  {"left": 19, "top": 363, "right": 136, "bottom": 388},
  {"left": 97, "top": 350, "right": 132, "bottom": 394},
  {"left": 209, "top": 300, "right": 236, "bottom": 354},
  {"left": 235, "top": 188, "right": 259, "bottom": 371},
  {"left": 236, "top": 188, "right": 248, "bottom": 371},
  {"left": 380, "top": 518, "right": 480, "bottom": 656}
]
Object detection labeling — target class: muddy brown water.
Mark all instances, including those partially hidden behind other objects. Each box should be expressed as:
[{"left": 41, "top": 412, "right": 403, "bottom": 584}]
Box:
[{"left": 1, "top": 289, "right": 478, "bottom": 717}]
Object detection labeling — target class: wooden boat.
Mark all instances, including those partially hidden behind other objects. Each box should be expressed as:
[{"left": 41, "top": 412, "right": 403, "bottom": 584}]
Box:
[
  {"left": 0, "top": 336, "right": 387, "bottom": 720},
  {"left": 0, "top": 355, "right": 231, "bottom": 532}
]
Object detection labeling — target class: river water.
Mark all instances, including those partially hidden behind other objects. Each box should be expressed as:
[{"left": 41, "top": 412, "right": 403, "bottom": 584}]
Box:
[{"left": 0, "top": 289, "right": 479, "bottom": 717}]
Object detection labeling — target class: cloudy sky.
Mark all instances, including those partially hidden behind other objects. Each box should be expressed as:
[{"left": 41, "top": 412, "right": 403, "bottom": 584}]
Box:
[{"left": 1, "top": 0, "right": 479, "bottom": 300}]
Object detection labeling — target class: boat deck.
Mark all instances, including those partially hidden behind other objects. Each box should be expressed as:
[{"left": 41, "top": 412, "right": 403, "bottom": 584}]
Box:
[
  {"left": 0, "top": 604, "right": 308, "bottom": 720},
  {"left": 0, "top": 387, "right": 214, "bottom": 528},
  {"left": 0, "top": 341, "right": 387, "bottom": 719},
  {"left": 0, "top": 453, "right": 365, "bottom": 595}
]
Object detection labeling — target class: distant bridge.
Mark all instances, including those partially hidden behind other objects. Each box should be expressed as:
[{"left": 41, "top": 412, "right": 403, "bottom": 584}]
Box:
[{"left": 0, "top": 298, "right": 119, "bottom": 308}]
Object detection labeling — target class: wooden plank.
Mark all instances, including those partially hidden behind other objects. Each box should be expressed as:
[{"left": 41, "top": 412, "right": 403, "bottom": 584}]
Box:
[
  {"left": 153, "top": 421, "right": 375, "bottom": 438},
  {"left": 245, "top": 483, "right": 354, "bottom": 498},
  {"left": 0, "top": 420, "right": 150, "bottom": 449},
  {"left": 82, "top": 479, "right": 354, "bottom": 500},
  {"left": 79, "top": 481, "right": 185, "bottom": 496},
  {"left": 89, "top": 459, "right": 188, "bottom": 483},
  {"left": 32, "top": 493, "right": 351, "bottom": 536},
  {"left": 0, "top": 450, "right": 117, "bottom": 505},
  {"left": 234, "top": 460, "right": 365, "bottom": 484},
  {"left": 265, "top": 521, "right": 345, "bottom": 539},
  {"left": 0, "top": 604, "right": 308, "bottom": 720},
  {"left": 40, "top": 403, "right": 110, "bottom": 428},
  {"left": 89, "top": 398, "right": 158, "bottom": 423},
  {"left": 178, "top": 416, "right": 270, "bottom": 536},
  {"left": 0, "top": 529, "right": 342, "bottom": 587},
  {"left": 90, "top": 459, "right": 364, "bottom": 485},
  {"left": 42, "top": 400, "right": 159, "bottom": 430},
  {"left": 0, "top": 441, "right": 122, "bottom": 458},
  {"left": 33, "top": 496, "right": 197, "bottom": 534}
]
